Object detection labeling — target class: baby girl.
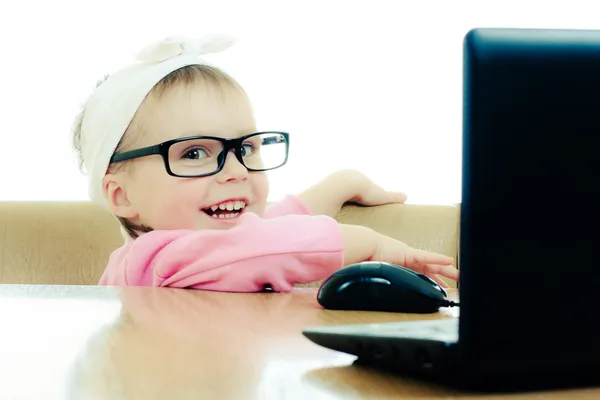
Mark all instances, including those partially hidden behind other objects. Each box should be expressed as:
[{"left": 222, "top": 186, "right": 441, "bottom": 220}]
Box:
[{"left": 72, "top": 35, "right": 457, "bottom": 291}]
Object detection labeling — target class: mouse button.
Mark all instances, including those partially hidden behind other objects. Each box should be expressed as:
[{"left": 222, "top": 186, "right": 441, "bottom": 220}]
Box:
[
  {"left": 359, "top": 278, "right": 394, "bottom": 302},
  {"left": 362, "top": 277, "right": 391, "bottom": 287},
  {"left": 339, "top": 277, "right": 390, "bottom": 288},
  {"left": 377, "top": 263, "right": 418, "bottom": 279},
  {"left": 333, "top": 265, "right": 361, "bottom": 277},
  {"left": 359, "top": 262, "right": 382, "bottom": 275},
  {"left": 388, "top": 273, "right": 446, "bottom": 301},
  {"left": 340, "top": 278, "right": 391, "bottom": 297},
  {"left": 416, "top": 274, "right": 448, "bottom": 296}
]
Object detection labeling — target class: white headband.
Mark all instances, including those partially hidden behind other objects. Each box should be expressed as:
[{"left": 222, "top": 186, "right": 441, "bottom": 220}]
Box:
[{"left": 80, "top": 35, "right": 235, "bottom": 207}]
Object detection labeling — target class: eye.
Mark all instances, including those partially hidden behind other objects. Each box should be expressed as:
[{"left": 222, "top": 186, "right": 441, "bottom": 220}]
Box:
[
  {"left": 182, "top": 147, "right": 209, "bottom": 160},
  {"left": 241, "top": 143, "right": 255, "bottom": 157}
]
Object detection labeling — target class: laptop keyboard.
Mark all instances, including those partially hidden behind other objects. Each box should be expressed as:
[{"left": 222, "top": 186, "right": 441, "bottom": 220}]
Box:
[{"left": 309, "top": 318, "right": 459, "bottom": 343}]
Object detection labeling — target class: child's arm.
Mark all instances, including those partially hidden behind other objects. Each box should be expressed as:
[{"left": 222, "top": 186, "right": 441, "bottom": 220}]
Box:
[
  {"left": 296, "top": 169, "right": 407, "bottom": 217},
  {"left": 100, "top": 213, "right": 456, "bottom": 292},
  {"left": 262, "top": 194, "right": 313, "bottom": 218},
  {"left": 101, "top": 212, "right": 343, "bottom": 291}
]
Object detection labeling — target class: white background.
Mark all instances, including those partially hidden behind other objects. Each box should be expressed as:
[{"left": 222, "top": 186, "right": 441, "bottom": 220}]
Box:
[{"left": 0, "top": 0, "right": 597, "bottom": 204}]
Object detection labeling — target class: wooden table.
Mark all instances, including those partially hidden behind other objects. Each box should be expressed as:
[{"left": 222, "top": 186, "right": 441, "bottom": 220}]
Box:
[{"left": 0, "top": 285, "right": 598, "bottom": 399}]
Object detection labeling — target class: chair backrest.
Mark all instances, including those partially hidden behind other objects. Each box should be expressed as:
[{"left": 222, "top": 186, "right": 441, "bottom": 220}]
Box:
[
  {"left": 0, "top": 201, "right": 122, "bottom": 285},
  {"left": 336, "top": 203, "right": 459, "bottom": 258}
]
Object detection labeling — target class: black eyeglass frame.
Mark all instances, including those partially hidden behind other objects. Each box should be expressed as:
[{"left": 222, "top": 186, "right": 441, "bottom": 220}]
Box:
[{"left": 110, "top": 131, "right": 290, "bottom": 178}]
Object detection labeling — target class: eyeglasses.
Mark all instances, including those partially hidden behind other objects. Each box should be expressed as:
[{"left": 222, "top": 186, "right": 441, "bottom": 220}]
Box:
[{"left": 110, "top": 131, "right": 290, "bottom": 178}]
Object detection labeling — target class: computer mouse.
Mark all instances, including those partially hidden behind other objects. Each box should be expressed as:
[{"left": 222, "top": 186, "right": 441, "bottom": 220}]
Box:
[{"left": 317, "top": 261, "right": 452, "bottom": 313}]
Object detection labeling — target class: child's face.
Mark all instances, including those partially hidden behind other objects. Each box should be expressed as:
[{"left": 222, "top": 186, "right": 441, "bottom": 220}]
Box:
[{"left": 107, "top": 80, "right": 269, "bottom": 231}]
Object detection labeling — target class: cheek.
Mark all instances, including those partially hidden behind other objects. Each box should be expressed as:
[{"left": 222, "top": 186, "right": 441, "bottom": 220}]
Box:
[
  {"left": 128, "top": 168, "right": 212, "bottom": 229},
  {"left": 250, "top": 173, "right": 270, "bottom": 203}
]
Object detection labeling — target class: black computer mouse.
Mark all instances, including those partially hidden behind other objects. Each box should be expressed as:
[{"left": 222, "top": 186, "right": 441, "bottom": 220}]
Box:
[{"left": 317, "top": 261, "right": 451, "bottom": 313}]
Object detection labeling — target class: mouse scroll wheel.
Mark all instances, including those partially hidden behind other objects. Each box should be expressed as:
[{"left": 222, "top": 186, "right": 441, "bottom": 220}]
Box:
[{"left": 417, "top": 274, "right": 447, "bottom": 295}]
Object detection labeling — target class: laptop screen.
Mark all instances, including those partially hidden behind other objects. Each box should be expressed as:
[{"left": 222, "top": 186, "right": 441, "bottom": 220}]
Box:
[{"left": 459, "top": 28, "right": 600, "bottom": 369}]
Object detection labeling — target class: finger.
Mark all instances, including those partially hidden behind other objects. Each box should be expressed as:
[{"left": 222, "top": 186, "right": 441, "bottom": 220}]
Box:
[
  {"left": 359, "top": 190, "right": 407, "bottom": 206},
  {"left": 413, "top": 249, "right": 454, "bottom": 266},
  {"left": 402, "top": 249, "right": 455, "bottom": 276},
  {"left": 424, "top": 264, "right": 459, "bottom": 281},
  {"left": 427, "top": 273, "right": 450, "bottom": 288},
  {"left": 388, "top": 191, "right": 408, "bottom": 203}
]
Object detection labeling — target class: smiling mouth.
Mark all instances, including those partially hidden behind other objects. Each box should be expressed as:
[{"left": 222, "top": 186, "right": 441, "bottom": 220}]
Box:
[{"left": 202, "top": 200, "right": 247, "bottom": 219}]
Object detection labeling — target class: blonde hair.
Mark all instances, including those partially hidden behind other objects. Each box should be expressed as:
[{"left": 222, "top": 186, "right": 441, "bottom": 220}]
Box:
[{"left": 72, "top": 64, "right": 245, "bottom": 239}]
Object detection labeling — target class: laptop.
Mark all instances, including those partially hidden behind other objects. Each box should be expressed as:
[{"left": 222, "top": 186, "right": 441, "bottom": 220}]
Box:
[{"left": 302, "top": 28, "right": 600, "bottom": 392}]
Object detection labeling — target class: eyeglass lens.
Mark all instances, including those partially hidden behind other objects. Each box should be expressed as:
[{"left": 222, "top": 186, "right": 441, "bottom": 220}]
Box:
[{"left": 167, "top": 132, "right": 287, "bottom": 176}]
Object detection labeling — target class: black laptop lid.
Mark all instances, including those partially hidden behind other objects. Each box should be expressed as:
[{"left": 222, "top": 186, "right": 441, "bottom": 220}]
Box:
[{"left": 459, "top": 28, "right": 600, "bottom": 371}]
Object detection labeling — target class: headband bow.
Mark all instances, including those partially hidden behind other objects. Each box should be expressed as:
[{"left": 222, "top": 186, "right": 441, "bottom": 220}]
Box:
[
  {"left": 79, "top": 35, "right": 234, "bottom": 208},
  {"left": 135, "top": 35, "right": 235, "bottom": 63}
]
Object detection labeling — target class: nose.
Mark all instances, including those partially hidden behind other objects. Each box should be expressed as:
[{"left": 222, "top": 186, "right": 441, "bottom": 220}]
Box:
[{"left": 216, "top": 150, "right": 248, "bottom": 183}]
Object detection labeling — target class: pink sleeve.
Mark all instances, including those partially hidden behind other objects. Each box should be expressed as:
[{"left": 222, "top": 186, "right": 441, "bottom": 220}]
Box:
[
  {"left": 99, "top": 212, "right": 343, "bottom": 292},
  {"left": 263, "top": 194, "right": 313, "bottom": 218}
]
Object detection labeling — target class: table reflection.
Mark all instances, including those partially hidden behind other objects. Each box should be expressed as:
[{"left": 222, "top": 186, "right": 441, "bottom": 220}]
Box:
[
  {"left": 67, "top": 287, "right": 353, "bottom": 399},
  {"left": 0, "top": 285, "right": 457, "bottom": 400}
]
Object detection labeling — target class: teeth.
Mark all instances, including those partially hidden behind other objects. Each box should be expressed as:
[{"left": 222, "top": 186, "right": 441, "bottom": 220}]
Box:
[
  {"left": 209, "top": 201, "right": 246, "bottom": 211},
  {"left": 206, "top": 200, "right": 247, "bottom": 218},
  {"left": 212, "top": 213, "right": 238, "bottom": 219}
]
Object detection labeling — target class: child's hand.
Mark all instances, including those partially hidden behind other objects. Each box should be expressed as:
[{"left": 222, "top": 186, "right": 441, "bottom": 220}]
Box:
[
  {"left": 342, "top": 169, "right": 407, "bottom": 207},
  {"left": 371, "top": 235, "right": 457, "bottom": 288},
  {"left": 339, "top": 224, "right": 457, "bottom": 288},
  {"left": 298, "top": 169, "right": 406, "bottom": 218}
]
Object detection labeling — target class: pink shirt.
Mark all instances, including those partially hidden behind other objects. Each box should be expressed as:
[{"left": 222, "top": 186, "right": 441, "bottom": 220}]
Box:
[{"left": 98, "top": 195, "right": 344, "bottom": 292}]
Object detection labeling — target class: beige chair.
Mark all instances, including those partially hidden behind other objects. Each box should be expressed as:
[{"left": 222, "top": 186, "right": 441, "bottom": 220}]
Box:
[{"left": 0, "top": 201, "right": 459, "bottom": 286}]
